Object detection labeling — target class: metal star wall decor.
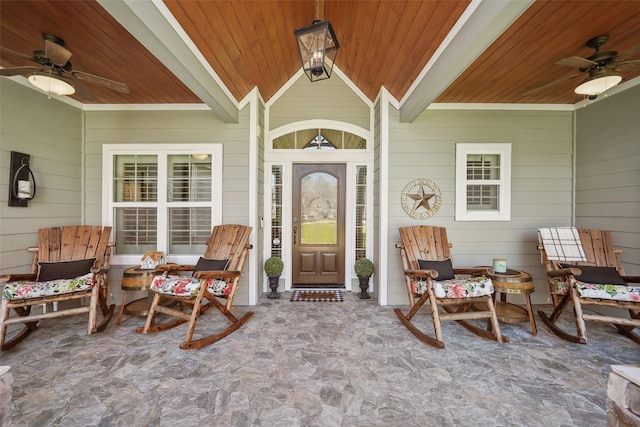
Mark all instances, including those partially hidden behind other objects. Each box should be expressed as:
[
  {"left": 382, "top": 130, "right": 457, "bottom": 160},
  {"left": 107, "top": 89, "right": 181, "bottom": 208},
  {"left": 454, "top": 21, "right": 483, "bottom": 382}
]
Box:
[
  {"left": 408, "top": 185, "right": 435, "bottom": 211},
  {"left": 401, "top": 178, "right": 442, "bottom": 219}
]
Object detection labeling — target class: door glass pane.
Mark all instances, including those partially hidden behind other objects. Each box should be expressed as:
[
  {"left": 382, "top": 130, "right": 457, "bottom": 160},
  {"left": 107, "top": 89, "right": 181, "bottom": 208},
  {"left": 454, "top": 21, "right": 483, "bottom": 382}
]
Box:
[{"left": 300, "top": 172, "right": 337, "bottom": 244}]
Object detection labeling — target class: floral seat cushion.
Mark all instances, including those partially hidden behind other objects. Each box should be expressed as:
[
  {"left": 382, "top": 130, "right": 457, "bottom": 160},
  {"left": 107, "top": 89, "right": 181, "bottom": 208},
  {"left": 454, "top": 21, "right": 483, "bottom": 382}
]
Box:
[
  {"left": 150, "top": 275, "right": 231, "bottom": 297},
  {"left": 411, "top": 276, "right": 493, "bottom": 298},
  {"left": 2, "top": 273, "right": 94, "bottom": 301},
  {"left": 553, "top": 280, "right": 640, "bottom": 302}
]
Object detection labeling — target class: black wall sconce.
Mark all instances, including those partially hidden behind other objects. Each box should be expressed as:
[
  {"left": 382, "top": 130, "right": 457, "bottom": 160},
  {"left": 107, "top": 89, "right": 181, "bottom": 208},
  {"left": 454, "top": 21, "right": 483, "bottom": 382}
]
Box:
[{"left": 9, "top": 151, "right": 37, "bottom": 207}]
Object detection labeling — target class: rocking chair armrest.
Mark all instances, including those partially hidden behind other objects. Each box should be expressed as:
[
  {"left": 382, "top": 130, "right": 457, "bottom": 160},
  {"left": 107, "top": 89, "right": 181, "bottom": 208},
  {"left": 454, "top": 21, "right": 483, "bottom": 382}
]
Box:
[
  {"left": 405, "top": 269, "right": 438, "bottom": 280},
  {"left": 193, "top": 270, "right": 241, "bottom": 280},
  {"left": 0, "top": 273, "right": 37, "bottom": 283},
  {"left": 621, "top": 275, "right": 640, "bottom": 284},
  {"left": 155, "top": 263, "right": 196, "bottom": 273},
  {"left": 547, "top": 268, "right": 578, "bottom": 278}
]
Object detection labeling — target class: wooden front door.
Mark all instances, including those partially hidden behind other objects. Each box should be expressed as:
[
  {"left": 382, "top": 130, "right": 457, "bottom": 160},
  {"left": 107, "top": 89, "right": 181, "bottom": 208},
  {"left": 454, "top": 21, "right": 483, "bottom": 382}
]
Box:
[{"left": 292, "top": 163, "right": 346, "bottom": 287}]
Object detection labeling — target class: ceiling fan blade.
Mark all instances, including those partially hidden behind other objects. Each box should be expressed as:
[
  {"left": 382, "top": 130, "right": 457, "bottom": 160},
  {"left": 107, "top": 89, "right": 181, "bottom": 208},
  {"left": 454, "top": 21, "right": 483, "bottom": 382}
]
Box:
[
  {"left": 556, "top": 56, "right": 596, "bottom": 69},
  {"left": 70, "top": 77, "right": 97, "bottom": 101},
  {"left": 614, "top": 60, "right": 640, "bottom": 72},
  {"left": 1, "top": 46, "right": 36, "bottom": 63},
  {"left": 0, "top": 66, "right": 43, "bottom": 76},
  {"left": 616, "top": 42, "right": 640, "bottom": 62},
  {"left": 522, "top": 73, "right": 583, "bottom": 97},
  {"left": 72, "top": 70, "right": 130, "bottom": 93},
  {"left": 45, "top": 39, "right": 72, "bottom": 66}
]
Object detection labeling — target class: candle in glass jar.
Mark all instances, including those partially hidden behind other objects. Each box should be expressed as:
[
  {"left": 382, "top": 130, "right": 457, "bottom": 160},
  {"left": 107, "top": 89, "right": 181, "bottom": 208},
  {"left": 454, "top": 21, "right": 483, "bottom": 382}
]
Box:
[{"left": 493, "top": 258, "right": 507, "bottom": 273}]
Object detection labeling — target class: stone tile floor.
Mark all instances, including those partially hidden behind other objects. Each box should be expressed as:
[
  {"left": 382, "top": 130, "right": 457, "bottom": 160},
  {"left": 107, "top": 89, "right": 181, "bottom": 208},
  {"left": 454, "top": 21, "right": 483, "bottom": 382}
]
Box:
[{"left": 1, "top": 292, "right": 638, "bottom": 426}]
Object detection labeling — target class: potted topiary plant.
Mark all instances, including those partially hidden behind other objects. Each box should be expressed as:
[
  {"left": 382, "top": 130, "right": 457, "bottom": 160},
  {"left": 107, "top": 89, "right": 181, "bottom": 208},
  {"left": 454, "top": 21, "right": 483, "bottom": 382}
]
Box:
[
  {"left": 264, "top": 256, "right": 284, "bottom": 299},
  {"left": 354, "top": 258, "right": 374, "bottom": 299}
]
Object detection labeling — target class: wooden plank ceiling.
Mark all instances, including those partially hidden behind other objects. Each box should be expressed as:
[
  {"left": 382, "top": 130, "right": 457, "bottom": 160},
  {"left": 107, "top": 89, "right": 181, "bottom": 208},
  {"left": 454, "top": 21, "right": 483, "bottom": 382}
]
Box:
[
  {"left": 1, "top": 0, "right": 639, "bottom": 108},
  {"left": 437, "top": 0, "right": 640, "bottom": 104},
  {"left": 0, "top": 0, "right": 199, "bottom": 104}
]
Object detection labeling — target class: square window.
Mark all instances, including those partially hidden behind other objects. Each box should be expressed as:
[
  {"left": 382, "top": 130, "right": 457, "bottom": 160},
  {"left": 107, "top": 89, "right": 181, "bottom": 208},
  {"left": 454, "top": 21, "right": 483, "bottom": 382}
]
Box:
[{"left": 455, "top": 143, "right": 511, "bottom": 221}]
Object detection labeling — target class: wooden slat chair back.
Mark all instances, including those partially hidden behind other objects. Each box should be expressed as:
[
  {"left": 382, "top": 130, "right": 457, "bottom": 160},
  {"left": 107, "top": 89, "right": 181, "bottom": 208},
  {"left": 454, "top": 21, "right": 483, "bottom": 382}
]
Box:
[
  {"left": 37, "top": 225, "right": 111, "bottom": 265},
  {"left": 542, "top": 229, "right": 626, "bottom": 306},
  {"left": 202, "top": 224, "right": 252, "bottom": 310},
  {"left": 138, "top": 224, "right": 253, "bottom": 350},
  {"left": 398, "top": 226, "right": 452, "bottom": 307},
  {"left": 395, "top": 225, "right": 505, "bottom": 348},
  {"left": 1, "top": 225, "right": 115, "bottom": 350},
  {"left": 537, "top": 228, "right": 640, "bottom": 345}
]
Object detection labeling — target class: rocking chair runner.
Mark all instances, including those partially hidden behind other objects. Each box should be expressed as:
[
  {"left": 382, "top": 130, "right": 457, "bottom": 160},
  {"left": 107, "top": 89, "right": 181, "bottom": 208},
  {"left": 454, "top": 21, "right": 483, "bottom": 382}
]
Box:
[
  {"left": 395, "top": 226, "right": 506, "bottom": 348},
  {"left": 137, "top": 224, "right": 253, "bottom": 350},
  {"left": 537, "top": 227, "right": 640, "bottom": 345},
  {"left": 0, "top": 225, "right": 115, "bottom": 350}
]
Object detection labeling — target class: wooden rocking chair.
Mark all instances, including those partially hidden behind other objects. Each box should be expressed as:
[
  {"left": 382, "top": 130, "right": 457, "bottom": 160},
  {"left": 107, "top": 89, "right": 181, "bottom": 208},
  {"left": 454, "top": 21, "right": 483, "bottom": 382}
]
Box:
[
  {"left": 395, "top": 226, "right": 505, "bottom": 348},
  {"left": 1, "top": 225, "right": 115, "bottom": 351},
  {"left": 537, "top": 227, "right": 640, "bottom": 345},
  {"left": 137, "top": 224, "right": 253, "bottom": 350}
]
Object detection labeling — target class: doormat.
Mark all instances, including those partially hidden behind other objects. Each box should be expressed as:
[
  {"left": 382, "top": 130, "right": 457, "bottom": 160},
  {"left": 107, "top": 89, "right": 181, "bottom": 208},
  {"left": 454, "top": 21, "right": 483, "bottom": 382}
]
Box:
[{"left": 290, "top": 290, "right": 344, "bottom": 302}]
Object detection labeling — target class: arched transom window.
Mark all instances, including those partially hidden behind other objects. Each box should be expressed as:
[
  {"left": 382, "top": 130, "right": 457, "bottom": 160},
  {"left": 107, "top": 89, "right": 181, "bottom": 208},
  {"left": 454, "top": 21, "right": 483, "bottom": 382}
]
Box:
[{"left": 273, "top": 128, "right": 366, "bottom": 150}]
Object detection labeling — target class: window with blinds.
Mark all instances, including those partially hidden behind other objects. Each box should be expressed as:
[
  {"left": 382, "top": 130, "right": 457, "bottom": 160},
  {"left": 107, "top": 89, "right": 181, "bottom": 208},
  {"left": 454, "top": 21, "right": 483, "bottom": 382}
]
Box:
[
  {"left": 466, "top": 155, "right": 500, "bottom": 210},
  {"left": 270, "top": 166, "right": 283, "bottom": 258},
  {"left": 167, "top": 156, "right": 212, "bottom": 253},
  {"left": 455, "top": 143, "right": 511, "bottom": 221},
  {"left": 355, "top": 165, "right": 367, "bottom": 260},
  {"left": 106, "top": 146, "right": 221, "bottom": 258},
  {"left": 114, "top": 156, "right": 158, "bottom": 253}
]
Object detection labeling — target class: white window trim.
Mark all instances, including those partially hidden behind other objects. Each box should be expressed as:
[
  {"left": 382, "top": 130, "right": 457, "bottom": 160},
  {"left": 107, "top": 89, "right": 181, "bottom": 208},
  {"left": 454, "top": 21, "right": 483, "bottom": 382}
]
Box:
[
  {"left": 102, "top": 143, "right": 223, "bottom": 265},
  {"left": 455, "top": 143, "right": 511, "bottom": 221}
]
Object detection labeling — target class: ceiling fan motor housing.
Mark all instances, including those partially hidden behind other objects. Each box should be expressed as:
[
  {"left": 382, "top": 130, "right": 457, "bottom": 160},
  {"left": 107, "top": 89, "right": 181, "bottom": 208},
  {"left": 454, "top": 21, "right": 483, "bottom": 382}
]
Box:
[
  {"left": 584, "top": 51, "right": 618, "bottom": 70},
  {"left": 42, "top": 33, "right": 65, "bottom": 47}
]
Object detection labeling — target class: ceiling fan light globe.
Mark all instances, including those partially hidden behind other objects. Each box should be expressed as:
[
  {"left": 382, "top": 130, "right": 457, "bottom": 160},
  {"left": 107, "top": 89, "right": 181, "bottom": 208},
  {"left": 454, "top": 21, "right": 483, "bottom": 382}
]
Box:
[
  {"left": 574, "top": 74, "right": 622, "bottom": 96},
  {"left": 28, "top": 73, "right": 75, "bottom": 96}
]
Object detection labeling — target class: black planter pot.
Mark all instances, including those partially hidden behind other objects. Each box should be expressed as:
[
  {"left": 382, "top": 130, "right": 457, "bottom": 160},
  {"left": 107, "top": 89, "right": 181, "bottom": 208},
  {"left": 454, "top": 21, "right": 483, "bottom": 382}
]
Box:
[
  {"left": 358, "top": 275, "right": 371, "bottom": 299},
  {"left": 267, "top": 275, "right": 281, "bottom": 299}
]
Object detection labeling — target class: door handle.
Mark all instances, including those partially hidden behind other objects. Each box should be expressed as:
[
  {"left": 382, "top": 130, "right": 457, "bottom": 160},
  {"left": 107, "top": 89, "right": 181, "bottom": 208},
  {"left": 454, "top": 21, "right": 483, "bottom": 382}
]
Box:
[{"left": 293, "top": 226, "right": 297, "bottom": 245}]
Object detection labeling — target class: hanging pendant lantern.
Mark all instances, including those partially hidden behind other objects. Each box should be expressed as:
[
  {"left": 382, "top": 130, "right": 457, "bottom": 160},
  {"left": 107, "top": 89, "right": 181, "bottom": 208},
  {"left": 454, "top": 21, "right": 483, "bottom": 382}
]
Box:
[{"left": 293, "top": 1, "right": 339, "bottom": 82}]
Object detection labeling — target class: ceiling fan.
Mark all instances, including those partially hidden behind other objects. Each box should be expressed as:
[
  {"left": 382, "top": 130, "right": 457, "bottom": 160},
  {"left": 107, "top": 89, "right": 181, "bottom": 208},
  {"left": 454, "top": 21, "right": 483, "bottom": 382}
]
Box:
[
  {"left": 0, "top": 33, "right": 129, "bottom": 100},
  {"left": 523, "top": 34, "right": 640, "bottom": 99}
]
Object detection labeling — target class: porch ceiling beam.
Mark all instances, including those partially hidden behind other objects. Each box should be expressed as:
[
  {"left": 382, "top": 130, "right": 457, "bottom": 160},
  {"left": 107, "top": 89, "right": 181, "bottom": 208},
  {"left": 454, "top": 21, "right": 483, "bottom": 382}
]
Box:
[
  {"left": 399, "top": 0, "right": 534, "bottom": 123},
  {"left": 97, "top": 0, "right": 238, "bottom": 123}
]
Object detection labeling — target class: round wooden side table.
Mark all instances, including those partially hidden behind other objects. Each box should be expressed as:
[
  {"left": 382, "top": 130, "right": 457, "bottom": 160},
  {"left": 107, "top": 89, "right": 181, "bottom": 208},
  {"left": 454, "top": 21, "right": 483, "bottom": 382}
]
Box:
[
  {"left": 116, "top": 266, "right": 156, "bottom": 325},
  {"left": 488, "top": 268, "right": 537, "bottom": 336}
]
